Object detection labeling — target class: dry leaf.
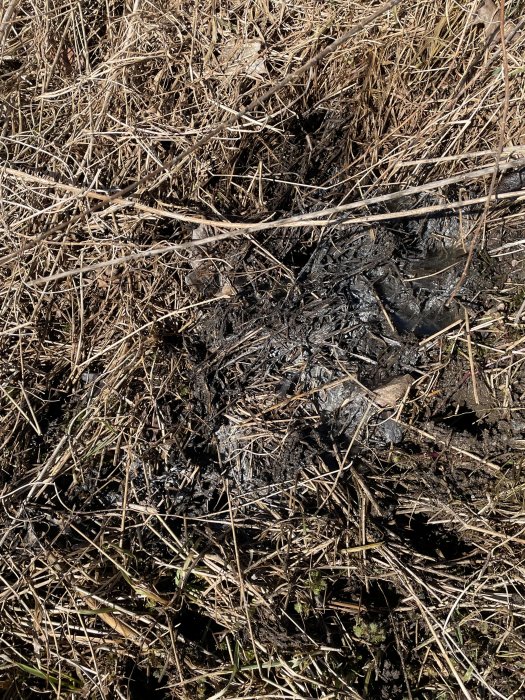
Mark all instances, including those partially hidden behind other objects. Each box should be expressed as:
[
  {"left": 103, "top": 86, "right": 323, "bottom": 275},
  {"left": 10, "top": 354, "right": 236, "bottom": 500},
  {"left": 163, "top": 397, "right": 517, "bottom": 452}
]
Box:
[
  {"left": 471, "top": 0, "right": 504, "bottom": 40},
  {"left": 218, "top": 38, "right": 267, "bottom": 78},
  {"left": 219, "top": 275, "right": 236, "bottom": 298},
  {"left": 470, "top": 2, "right": 520, "bottom": 48},
  {"left": 186, "top": 224, "right": 216, "bottom": 290},
  {"left": 372, "top": 374, "right": 412, "bottom": 409},
  {"left": 191, "top": 223, "right": 212, "bottom": 244}
]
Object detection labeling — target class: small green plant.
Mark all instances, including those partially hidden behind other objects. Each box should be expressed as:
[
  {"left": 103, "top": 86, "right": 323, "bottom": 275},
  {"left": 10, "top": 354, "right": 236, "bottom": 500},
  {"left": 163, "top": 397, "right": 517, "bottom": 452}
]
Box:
[
  {"left": 294, "top": 600, "right": 311, "bottom": 616},
  {"left": 14, "top": 663, "right": 82, "bottom": 693},
  {"left": 353, "top": 619, "right": 387, "bottom": 645},
  {"left": 308, "top": 570, "right": 327, "bottom": 596}
]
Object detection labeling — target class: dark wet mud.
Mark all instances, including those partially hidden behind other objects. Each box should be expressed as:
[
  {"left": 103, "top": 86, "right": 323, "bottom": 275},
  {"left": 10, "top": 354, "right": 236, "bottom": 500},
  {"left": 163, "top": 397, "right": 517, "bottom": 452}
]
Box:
[{"left": 145, "top": 191, "right": 520, "bottom": 507}]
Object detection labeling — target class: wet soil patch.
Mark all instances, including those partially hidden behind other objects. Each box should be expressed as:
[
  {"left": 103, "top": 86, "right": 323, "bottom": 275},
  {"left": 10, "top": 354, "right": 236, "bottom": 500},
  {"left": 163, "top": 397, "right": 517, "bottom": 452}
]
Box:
[
  {"left": 119, "top": 193, "right": 524, "bottom": 696},
  {"left": 5, "top": 187, "right": 525, "bottom": 700},
  {"left": 164, "top": 196, "right": 515, "bottom": 501}
]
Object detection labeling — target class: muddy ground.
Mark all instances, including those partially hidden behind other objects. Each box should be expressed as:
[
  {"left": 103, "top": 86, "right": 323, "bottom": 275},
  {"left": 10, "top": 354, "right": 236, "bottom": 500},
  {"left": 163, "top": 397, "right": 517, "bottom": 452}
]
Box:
[
  {"left": 56, "top": 185, "right": 524, "bottom": 697},
  {"left": 131, "top": 189, "right": 524, "bottom": 512},
  {"left": 2, "top": 152, "right": 525, "bottom": 697},
  {"left": 2, "top": 3, "right": 525, "bottom": 691}
]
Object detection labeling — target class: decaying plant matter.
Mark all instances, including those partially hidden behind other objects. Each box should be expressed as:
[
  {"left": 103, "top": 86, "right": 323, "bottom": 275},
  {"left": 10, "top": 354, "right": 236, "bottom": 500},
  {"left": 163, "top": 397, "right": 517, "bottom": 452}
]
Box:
[{"left": 1, "top": 0, "right": 525, "bottom": 697}]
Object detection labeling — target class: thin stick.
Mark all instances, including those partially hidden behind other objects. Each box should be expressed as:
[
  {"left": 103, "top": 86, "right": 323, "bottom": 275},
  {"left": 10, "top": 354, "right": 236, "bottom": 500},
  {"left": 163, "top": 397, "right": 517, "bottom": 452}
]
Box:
[
  {"left": 6, "top": 156, "right": 525, "bottom": 241},
  {"left": 30, "top": 185, "right": 525, "bottom": 286},
  {"left": 464, "top": 308, "right": 479, "bottom": 405}
]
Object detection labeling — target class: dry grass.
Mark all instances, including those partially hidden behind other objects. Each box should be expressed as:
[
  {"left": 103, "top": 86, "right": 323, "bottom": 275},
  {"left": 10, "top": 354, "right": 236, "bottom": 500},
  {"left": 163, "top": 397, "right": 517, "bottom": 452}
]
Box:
[{"left": 1, "top": 0, "right": 525, "bottom": 697}]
